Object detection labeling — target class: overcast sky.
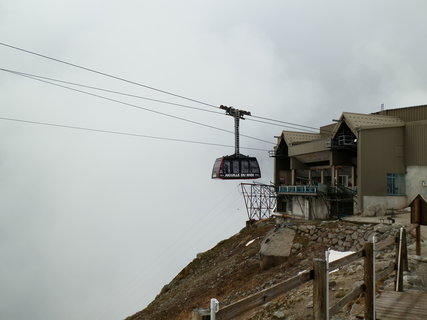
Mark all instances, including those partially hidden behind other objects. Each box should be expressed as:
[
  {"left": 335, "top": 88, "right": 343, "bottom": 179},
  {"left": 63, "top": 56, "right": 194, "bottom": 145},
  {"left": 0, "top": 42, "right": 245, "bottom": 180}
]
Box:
[{"left": 1, "top": 1, "right": 427, "bottom": 319}]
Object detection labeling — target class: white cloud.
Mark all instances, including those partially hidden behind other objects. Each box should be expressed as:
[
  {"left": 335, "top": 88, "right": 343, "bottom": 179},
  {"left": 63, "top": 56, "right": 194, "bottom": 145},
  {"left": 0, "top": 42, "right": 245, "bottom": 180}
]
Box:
[{"left": 1, "top": 1, "right": 427, "bottom": 319}]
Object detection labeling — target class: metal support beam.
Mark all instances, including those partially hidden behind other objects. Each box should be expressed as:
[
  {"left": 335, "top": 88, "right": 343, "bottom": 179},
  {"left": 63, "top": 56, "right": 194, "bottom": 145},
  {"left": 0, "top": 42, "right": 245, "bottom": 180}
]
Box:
[
  {"left": 240, "top": 183, "right": 277, "bottom": 220},
  {"left": 220, "top": 105, "right": 251, "bottom": 156}
]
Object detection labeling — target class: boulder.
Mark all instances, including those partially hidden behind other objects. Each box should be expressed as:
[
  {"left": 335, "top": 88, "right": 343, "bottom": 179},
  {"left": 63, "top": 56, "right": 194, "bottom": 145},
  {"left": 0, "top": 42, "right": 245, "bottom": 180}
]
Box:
[
  {"left": 298, "top": 225, "right": 309, "bottom": 233},
  {"left": 273, "top": 310, "right": 286, "bottom": 319},
  {"left": 374, "top": 224, "right": 392, "bottom": 234},
  {"left": 364, "top": 204, "right": 386, "bottom": 216},
  {"left": 403, "top": 274, "right": 423, "bottom": 288},
  {"left": 259, "top": 227, "right": 296, "bottom": 270}
]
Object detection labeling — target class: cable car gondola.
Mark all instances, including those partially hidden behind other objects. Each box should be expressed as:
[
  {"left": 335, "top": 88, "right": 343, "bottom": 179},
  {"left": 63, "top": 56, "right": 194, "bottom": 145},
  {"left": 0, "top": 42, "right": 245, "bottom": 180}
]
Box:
[
  {"left": 212, "top": 154, "right": 261, "bottom": 179},
  {"left": 211, "top": 105, "right": 261, "bottom": 180}
]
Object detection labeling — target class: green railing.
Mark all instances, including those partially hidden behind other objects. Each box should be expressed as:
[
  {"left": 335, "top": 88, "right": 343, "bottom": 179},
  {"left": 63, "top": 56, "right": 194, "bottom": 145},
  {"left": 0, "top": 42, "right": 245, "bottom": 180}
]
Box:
[{"left": 278, "top": 185, "right": 317, "bottom": 194}]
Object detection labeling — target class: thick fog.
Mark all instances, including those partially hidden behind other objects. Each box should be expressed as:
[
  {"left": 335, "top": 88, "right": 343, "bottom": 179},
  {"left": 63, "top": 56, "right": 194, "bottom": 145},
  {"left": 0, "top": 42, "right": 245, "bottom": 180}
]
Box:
[{"left": 1, "top": 1, "right": 427, "bottom": 319}]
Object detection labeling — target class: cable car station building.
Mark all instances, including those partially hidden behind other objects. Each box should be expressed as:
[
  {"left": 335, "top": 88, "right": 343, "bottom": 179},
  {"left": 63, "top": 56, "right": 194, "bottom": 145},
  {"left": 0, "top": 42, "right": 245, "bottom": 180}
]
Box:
[{"left": 273, "top": 104, "right": 427, "bottom": 219}]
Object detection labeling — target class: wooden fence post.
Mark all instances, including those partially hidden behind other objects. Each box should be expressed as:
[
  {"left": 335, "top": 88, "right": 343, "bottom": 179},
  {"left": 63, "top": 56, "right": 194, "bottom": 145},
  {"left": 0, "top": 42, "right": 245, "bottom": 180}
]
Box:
[
  {"left": 313, "top": 258, "right": 328, "bottom": 320},
  {"left": 364, "top": 241, "right": 375, "bottom": 320},
  {"left": 416, "top": 224, "right": 421, "bottom": 257},
  {"left": 415, "top": 197, "right": 422, "bottom": 257}
]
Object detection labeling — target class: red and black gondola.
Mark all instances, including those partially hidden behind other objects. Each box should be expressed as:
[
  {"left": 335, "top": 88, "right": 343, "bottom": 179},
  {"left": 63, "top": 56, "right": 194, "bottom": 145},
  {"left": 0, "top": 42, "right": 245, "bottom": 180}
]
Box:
[
  {"left": 211, "top": 154, "right": 261, "bottom": 179},
  {"left": 211, "top": 105, "right": 262, "bottom": 180}
]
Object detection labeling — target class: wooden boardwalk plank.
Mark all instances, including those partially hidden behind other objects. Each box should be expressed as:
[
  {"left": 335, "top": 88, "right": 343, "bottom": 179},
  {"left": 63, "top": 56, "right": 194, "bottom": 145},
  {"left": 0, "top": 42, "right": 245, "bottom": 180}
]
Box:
[{"left": 376, "top": 290, "right": 427, "bottom": 320}]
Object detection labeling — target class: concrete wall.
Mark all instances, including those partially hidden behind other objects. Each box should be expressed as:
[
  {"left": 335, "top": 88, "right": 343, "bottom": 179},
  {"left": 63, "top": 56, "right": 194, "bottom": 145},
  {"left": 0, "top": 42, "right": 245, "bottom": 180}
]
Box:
[
  {"left": 406, "top": 166, "right": 427, "bottom": 201},
  {"left": 362, "top": 195, "right": 407, "bottom": 216},
  {"left": 291, "top": 196, "right": 329, "bottom": 220},
  {"left": 310, "top": 198, "right": 329, "bottom": 219},
  {"left": 291, "top": 196, "right": 306, "bottom": 218}
]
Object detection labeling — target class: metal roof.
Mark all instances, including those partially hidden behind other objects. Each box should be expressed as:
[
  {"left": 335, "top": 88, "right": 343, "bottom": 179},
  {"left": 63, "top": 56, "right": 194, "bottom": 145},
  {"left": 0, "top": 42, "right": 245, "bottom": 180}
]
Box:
[
  {"left": 281, "top": 131, "right": 322, "bottom": 145},
  {"left": 275, "top": 112, "right": 404, "bottom": 150},
  {"left": 334, "top": 112, "right": 404, "bottom": 137},
  {"left": 320, "top": 123, "right": 337, "bottom": 136}
]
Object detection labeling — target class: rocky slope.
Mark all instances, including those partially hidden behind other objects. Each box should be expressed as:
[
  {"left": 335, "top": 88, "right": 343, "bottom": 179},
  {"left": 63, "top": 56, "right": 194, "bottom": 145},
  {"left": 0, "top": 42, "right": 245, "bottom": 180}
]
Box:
[{"left": 126, "top": 217, "right": 423, "bottom": 320}]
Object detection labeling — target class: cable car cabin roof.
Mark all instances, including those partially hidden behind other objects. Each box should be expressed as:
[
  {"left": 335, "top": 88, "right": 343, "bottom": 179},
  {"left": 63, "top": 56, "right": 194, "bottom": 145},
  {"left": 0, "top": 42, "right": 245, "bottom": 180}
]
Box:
[{"left": 211, "top": 155, "right": 261, "bottom": 180}]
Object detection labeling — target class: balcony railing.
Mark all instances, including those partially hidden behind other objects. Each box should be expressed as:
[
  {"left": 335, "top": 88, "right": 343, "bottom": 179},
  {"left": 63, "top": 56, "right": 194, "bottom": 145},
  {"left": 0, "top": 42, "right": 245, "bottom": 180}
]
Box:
[{"left": 278, "top": 185, "right": 317, "bottom": 194}]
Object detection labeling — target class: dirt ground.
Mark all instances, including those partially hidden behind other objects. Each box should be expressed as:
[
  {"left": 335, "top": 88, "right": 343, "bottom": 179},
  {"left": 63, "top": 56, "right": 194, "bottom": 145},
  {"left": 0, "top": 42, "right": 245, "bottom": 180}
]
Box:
[
  {"left": 126, "top": 220, "right": 329, "bottom": 320},
  {"left": 126, "top": 212, "right": 426, "bottom": 320}
]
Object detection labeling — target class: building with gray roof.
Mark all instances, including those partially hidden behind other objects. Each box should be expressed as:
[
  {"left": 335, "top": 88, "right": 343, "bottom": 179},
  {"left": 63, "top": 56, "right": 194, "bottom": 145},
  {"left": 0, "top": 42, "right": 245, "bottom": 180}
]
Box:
[{"left": 273, "top": 104, "right": 427, "bottom": 218}]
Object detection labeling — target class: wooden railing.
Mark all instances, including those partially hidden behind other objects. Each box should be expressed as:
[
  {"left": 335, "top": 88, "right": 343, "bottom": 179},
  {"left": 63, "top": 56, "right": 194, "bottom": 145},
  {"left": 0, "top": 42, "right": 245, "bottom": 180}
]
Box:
[{"left": 192, "top": 224, "right": 418, "bottom": 320}]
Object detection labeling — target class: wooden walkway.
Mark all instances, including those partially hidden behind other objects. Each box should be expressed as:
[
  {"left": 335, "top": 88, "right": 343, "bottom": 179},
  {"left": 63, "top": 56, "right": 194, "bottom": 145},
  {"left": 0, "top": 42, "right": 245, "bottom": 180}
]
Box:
[{"left": 376, "top": 290, "right": 427, "bottom": 320}]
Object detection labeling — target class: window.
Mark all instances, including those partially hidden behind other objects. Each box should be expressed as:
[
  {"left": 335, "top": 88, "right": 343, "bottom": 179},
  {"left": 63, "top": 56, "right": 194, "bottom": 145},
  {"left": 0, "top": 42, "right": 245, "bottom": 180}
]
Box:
[
  {"left": 249, "top": 160, "right": 260, "bottom": 174},
  {"left": 339, "top": 175, "right": 349, "bottom": 187},
  {"left": 232, "top": 160, "right": 240, "bottom": 174},
  {"left": 337, "top": 134, "right": 355, "bottom": 145},
  {"left": 221, "top": 160, "right": 231, "bottom": 174},
  {"left": 241, "top": 160, "right": 249, "bottom": 173},
  {"left": 387, "top": 173, "right": 406, "bottom": 195}
]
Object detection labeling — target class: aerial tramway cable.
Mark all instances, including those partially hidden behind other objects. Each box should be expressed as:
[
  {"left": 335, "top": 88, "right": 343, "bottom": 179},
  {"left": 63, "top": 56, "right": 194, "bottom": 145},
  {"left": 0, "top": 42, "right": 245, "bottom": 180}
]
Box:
[
  {"left": 0, "top": 116, "right": 269, "bottom": 151},
  {"left": 1, "top": 41, "right": 329, "bottom": 181},
  {"left": 0, "top": 42, "right": 218, "bottom": 109},
  {"left": 1, "top": 68, "right": 274, "bottom": 145},
  {"left": 0, "top": 42, "right": 323, "bottom": 133},
  {"left": 0, "top": 68, "right": 223, "bottom": 116},
  {"left": 0, "top": 67, "right": 318, "bottom": 133},
  {"left": 0, "top": 42, "right": 331, "bottom": 181},
  {"left": 250, "top": 114, "right": 318, "bottom": 130}
]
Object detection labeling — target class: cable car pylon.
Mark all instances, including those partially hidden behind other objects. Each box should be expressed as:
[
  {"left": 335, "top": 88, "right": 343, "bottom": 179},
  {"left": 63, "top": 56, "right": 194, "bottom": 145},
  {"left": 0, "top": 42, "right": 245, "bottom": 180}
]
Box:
[
  {"left": 220, "top": 105, "right": 250, "bottom": 156},
  {"left": 211, "top": 105, "right": 261, "bottom": 180}
]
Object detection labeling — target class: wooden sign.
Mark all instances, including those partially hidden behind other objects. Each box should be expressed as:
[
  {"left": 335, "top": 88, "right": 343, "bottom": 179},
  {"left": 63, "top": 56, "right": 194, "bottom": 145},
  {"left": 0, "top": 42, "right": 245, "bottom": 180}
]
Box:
[{"left": 410, "top": 194, "right": 427, "bottom": 226}]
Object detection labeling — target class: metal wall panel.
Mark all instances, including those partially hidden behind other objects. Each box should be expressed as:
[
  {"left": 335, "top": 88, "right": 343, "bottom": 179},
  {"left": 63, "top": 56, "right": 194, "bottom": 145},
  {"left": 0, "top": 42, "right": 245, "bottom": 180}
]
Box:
[
  {"left": 358, "top": 126, "right": 405, "bottom": 198},
  {"left": 375, "top": 105, "right": 427, "bottom": 122},
  {"left": 405, "top": 121, "right": 427, "bottom": 165}
]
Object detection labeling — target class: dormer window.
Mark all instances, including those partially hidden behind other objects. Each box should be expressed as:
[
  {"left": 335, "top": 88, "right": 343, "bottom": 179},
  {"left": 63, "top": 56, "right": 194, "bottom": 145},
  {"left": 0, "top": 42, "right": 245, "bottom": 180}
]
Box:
[
  {"left": 332, "top": 122, "right": 357, "bottom": 149},
  {"left": 337, "top": 134, "right": 356, "bottom": 146}
]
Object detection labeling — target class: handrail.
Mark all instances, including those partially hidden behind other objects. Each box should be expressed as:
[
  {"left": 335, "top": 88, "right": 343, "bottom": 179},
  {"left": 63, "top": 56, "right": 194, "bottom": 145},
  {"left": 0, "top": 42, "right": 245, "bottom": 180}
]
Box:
[
  {"left": 376, "top": 234, "right": 397, "bottom": 251},
  {"left": 376, "top": 262, "right": 395, "bottom": 282},
  {"left": 376, "top": 223, "right": 417, "bottom": 251},
  {"left": 212, "top": 246, "right": 369, "bottom": 320},
  {"left": 278, "top": 185, "right": 317, "bottom": 194},
  {"left": 216, "top": 270, "right": 312, "bottom": 320},
  {"left": 329, "top": 283, "right": 364, "bottom": 316},
  {"left": 329, "top": 250, "right": 365, "bottom": 270},
  {"left": 193, "top": 224, "right": 416, "bottom": 320}
]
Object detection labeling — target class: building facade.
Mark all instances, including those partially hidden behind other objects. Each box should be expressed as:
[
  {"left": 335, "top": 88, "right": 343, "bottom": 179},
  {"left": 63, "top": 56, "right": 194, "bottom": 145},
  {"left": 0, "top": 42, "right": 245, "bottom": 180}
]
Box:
[{"left": 273, "top": 104, "right": 427, "bottom": 219}]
